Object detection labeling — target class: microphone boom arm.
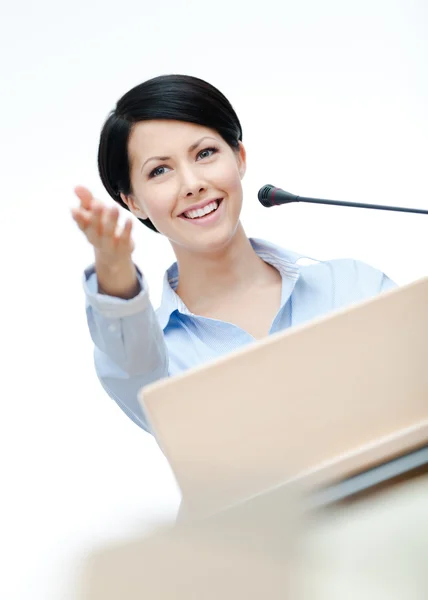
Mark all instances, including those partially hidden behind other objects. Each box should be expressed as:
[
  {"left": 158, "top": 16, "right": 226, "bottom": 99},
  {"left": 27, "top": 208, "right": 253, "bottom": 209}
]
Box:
[{"left": 294, "top": 195, "right": 428, "bottom": 216}]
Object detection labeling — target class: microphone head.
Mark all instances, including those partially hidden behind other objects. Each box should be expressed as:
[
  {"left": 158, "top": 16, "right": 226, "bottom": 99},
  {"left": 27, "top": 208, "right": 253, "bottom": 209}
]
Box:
[
  {"left": 258, "top": 184, "right": 275, "bottom": 207},
  {"left": 258, "top": 185, "right": 299, "bottom": 207}
]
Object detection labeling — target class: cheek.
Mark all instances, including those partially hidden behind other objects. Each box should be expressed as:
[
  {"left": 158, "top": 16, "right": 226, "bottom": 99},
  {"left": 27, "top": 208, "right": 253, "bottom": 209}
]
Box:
[
  {"left": 130, "top": 168, "right": 176, "bottom": 222},
  {"left": 212, "top": 161, "right": 243, "bottom": 194},
  {"left": 142, "top": 186, "right": 177, "bottom": 222}
]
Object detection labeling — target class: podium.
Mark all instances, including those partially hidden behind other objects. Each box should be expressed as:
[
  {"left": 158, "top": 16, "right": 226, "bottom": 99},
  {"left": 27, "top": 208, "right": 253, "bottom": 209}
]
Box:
[
  {"left": 140, "top": 276, "right": 428, "bottom": 517},
  {"left": 77, "top": 277, "right": 428, "bottom": 599}
]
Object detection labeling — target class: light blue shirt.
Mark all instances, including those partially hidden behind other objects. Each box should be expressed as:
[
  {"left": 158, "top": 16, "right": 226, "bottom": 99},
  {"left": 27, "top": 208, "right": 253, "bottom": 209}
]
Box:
[{"left": 83, "top": 238, "right": 396, "bottom": 432}]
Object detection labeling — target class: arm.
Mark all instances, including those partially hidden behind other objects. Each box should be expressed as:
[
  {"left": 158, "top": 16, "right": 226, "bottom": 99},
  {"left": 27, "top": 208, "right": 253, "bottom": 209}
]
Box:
[
  {"left": 84, "top": 264, "right": 168, "bottom": 432},
  {"left": 72, "top": 186, "right": 169, "bottom": 432}
]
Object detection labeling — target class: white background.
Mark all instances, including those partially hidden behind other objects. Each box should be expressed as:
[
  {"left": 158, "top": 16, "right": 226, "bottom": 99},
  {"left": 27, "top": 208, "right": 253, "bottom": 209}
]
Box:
[{"left": 1, "top": 0, "right": 427, "bottom": 598}]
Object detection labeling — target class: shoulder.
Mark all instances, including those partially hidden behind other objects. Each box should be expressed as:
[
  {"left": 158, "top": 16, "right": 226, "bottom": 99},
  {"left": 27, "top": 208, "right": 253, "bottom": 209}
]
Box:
[
  {"left": 300, "top": 257, "right": 383, "bottom": 282},
  {"left": 296, "top": 257, "right": 396, "bottom": 307},
  {"left": 252, "top": 237, "right": 396, "bottom": 300}
]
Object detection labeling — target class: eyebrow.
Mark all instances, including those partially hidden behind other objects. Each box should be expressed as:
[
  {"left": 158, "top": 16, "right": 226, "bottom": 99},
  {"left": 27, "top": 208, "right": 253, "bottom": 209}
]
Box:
[{"left": 141, "top": 136, "right": 218, "bottom": 171}]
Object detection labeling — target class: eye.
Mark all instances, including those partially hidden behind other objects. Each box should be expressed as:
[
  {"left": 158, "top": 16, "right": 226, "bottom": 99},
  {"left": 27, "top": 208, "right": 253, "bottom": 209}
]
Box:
[
  {"left": 149, "top": 165, "right": 172, "bottom": 178},
  {"left": 197, "top": 147, "right": 218, "bottom": 160}
]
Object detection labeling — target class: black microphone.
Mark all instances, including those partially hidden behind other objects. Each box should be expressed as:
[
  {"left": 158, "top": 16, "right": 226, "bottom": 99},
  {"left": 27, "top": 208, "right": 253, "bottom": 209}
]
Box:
[{"left": 258, "top": 184, "right": 428, "bottom": 215}]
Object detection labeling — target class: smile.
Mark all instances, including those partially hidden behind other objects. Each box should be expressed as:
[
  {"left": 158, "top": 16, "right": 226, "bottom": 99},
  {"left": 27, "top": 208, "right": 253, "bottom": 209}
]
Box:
[{"left": 181, "top": 199, "right": 223, "bottom": 220}]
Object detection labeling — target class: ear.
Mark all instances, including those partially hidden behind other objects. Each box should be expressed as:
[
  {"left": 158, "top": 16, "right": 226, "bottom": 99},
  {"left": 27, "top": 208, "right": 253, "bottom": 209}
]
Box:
[
  {"left": 120, "top": 193, "right": 148, "bottom": 220},
  {"left": 236, "top": 141, "right": 247, "bottom": 179}
]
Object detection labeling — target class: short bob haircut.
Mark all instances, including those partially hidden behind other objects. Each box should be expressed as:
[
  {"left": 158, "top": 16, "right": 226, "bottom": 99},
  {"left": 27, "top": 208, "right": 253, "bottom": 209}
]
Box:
[{"left": 97, "top": 74, "right": 243, "bottom": 233}]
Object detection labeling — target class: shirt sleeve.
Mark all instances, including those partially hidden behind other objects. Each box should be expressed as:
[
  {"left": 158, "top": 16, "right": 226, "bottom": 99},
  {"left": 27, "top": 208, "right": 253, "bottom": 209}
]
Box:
[{"left": 83, "top": 265, "right": 169, "bottom": 432}]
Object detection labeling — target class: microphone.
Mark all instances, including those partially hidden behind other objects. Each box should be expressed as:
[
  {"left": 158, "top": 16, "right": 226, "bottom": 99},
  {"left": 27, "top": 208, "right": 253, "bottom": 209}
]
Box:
[{"left": 258, "top": 185, "right": 428, "bottom": 215}]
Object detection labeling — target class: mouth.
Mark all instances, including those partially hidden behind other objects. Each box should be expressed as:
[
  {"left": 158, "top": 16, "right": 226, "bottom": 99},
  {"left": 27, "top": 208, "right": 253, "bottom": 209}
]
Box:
[{"left": 180, "top": 199, "right": 223, "bottom": 220}]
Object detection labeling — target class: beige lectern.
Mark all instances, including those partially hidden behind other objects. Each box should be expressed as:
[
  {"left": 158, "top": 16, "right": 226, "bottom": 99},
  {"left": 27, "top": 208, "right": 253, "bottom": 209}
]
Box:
[
  {"left": 140, "top": 276, "right": 428, "bottom": 517},
  {"left": 77, "top": 277, "right": 428, "bottom": 599}
]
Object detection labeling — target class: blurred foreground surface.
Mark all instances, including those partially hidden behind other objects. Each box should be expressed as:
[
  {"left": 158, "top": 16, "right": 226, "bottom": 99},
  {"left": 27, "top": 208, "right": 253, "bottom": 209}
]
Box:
[{"left": 75, "top": 474, "right": 428, "bottom": 600}]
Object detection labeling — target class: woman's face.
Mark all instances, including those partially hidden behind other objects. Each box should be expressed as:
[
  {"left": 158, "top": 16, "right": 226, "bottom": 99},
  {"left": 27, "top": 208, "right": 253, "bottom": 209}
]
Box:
[{"left": 122, "top": 119, "right": 246, "bottom": 254}]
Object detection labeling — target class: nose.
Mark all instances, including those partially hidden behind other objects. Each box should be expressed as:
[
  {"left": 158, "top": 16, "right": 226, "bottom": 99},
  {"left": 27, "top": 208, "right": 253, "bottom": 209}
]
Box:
[{"left": 179, "top": 165, "right": 207, "bottom": 198}]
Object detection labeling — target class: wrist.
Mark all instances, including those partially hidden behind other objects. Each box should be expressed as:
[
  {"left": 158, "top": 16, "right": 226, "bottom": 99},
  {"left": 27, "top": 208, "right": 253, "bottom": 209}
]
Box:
[
  {"left": 94, "top": 250, "right": 133, "bottom": 272},
  {"left": 94, "top": 252, "right": 140, "bottom": 299}
]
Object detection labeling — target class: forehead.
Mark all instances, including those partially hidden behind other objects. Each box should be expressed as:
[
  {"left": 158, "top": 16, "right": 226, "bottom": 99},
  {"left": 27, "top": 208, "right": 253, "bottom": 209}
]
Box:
[{"left": 128, "top": 120, "right": 221, "bottom": 157}]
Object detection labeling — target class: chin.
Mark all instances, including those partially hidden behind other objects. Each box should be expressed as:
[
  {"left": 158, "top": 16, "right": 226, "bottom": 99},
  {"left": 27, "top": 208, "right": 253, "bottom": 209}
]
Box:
[{"left": 170, "top": 221, "right": 241, "bottom": 256}]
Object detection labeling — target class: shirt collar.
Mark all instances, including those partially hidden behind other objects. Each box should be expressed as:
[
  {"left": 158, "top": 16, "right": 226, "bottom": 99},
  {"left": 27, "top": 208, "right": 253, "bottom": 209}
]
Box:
[{"left": 156, "top": 238, "right": 312, "bottom": 330}]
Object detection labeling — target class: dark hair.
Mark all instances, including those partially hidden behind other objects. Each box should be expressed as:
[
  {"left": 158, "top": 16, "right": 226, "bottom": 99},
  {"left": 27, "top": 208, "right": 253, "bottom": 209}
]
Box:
[{"left": 97, "top": 74, "right": 243, "bottom": 233}]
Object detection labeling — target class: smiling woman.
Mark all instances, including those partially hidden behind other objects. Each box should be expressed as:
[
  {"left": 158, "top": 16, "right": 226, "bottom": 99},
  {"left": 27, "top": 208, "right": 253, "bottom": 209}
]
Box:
[{"left": 72, "top": 74, "right": 396, "bottom": 433}]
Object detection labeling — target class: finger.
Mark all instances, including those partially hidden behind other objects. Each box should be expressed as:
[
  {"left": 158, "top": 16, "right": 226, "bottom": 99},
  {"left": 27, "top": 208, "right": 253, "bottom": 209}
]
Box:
[
  {"left": 74, "top": 186, "right": 94, "bottom": 211},
  {"left": 90, "top": 204, "right": 104, "bottom": 237},
  {"left": 102, "top": 206, "right": 120, "bottom": 237},
  {"left": 71, "top": 207, "right": 91, "bottom": 231},
  {"left": 120, "top": 218, "right": 133, "bottom": 244}
]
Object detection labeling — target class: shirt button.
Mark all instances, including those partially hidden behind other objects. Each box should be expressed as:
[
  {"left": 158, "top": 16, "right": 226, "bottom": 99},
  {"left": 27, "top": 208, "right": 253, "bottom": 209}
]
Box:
[{"left": 108, "top": 324, "right": 117, "bottom": 333}]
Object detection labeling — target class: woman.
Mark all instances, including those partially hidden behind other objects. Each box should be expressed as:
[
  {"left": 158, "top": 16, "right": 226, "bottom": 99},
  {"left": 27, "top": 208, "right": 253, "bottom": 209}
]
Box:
[{"left": 72, "top": 74, "right": 395, "bottom": 433}]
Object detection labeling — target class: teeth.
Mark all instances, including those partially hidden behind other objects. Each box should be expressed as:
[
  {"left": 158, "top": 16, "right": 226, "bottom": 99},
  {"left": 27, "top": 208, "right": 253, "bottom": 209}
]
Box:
[{"left": 184, "top": 201, "right": 219, "bottom": 219}]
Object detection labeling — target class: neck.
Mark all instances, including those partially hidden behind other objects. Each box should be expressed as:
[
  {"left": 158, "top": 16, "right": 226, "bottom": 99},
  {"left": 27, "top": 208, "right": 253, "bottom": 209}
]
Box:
[{"left": 173, "top": 224, "right": 277, "bottom": 310}]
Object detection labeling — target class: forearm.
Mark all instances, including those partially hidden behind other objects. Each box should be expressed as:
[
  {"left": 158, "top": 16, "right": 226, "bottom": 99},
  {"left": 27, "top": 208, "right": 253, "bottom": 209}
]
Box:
[
  {"left": 95, "top": 251, "right": 141, "bottom": 299},
  {"left": 84, "top": 266, "right": 169, "bottom": 428}
]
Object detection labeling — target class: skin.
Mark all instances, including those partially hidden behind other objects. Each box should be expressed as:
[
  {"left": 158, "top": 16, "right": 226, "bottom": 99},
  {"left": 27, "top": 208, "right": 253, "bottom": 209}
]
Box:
[{"left": 72, "top": 120, "right": 282, "bottom": 338}]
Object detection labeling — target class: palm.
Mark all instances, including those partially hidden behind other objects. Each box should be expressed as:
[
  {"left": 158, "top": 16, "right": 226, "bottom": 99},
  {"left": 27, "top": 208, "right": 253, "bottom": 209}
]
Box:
[{"left": 71, "top": 186, "right": 135, "bottom": 259}]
